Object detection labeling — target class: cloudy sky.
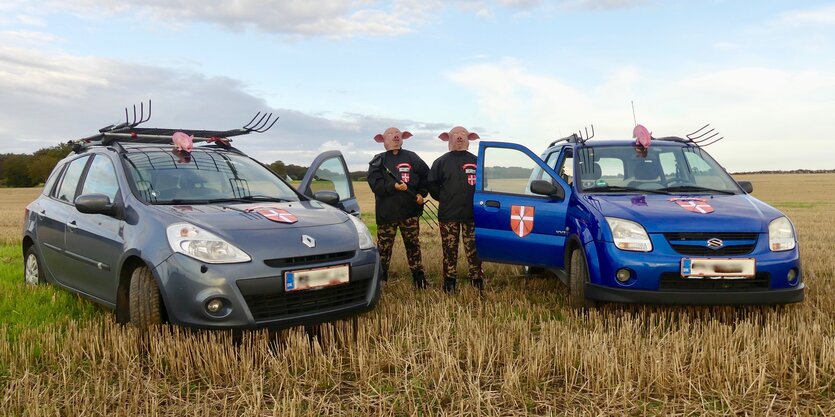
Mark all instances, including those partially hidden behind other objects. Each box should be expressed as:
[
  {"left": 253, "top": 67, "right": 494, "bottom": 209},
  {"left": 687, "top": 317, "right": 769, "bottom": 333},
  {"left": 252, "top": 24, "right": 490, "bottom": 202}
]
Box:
[{"left": 1, "top": 0, "right": 834, "bottom": 172}]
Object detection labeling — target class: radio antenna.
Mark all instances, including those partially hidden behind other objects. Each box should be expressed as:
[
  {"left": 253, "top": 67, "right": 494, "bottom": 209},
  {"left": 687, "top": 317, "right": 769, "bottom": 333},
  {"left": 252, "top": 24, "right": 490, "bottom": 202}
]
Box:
[{"left": 631, "top": 100, "right": 637, "bottom": 126}]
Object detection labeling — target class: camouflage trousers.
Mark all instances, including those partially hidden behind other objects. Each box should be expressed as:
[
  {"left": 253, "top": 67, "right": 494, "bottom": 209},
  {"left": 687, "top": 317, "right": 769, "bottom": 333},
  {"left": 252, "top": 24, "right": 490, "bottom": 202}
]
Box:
[
  {"left": 376, "top": 216, "right": 424, "bottom": 279},
  {"left": 439, "top": 221, "right": 483, "bottom": 280}
]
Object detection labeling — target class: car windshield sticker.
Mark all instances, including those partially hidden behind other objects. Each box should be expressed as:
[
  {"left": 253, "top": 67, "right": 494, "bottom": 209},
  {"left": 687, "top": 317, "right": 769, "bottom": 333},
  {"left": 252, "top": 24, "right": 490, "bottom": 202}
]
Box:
[
  {"left": 669, "top": 197, "right": 714, "bottom": 214},
  {"left": 247, "top": 206, "right": 298, "bottom": 223},
  {"left": 396, "top": 162, "right": 412, "bottom": 183},
  {"left": 510, "top": 205, "right": 535, "bottom": 238},
  {"left": 463, "top": 163, "right": 477, "bottom": 186}
]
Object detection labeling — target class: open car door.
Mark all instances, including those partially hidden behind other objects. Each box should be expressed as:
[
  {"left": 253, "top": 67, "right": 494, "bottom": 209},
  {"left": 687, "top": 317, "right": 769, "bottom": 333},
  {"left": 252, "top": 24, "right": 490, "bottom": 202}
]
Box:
[
  {"left": 298, "top": 150, "right": 360, "bottom": 215},
  {"left": 473, "top": 141, "right": 572, "bottom": 269}
]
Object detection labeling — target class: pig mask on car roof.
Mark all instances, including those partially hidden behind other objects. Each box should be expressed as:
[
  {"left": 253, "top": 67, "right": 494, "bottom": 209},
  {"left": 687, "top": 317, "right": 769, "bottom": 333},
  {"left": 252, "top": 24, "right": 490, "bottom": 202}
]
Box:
[
  {"left": 374, "top": 127, "right": 413, "bottom": 151},
  {"left": 439, "top": 126, "right": 480, "bottom": 152}
]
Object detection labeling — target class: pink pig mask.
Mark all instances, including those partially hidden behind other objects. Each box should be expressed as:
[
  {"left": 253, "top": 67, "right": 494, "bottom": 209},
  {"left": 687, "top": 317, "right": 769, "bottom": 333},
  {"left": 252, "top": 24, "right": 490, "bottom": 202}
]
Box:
[
  {"left": 439, "top": 126, "right": 479, "bottom": 151},
  {"left": 172, "top": 131, "right": 194, "bottom": 153},
  {"left": 374, "top": 127, "right": 412, "bottom": 151},
  {"left": 633, "top": 124, "right": 652, "bottom": 149}
]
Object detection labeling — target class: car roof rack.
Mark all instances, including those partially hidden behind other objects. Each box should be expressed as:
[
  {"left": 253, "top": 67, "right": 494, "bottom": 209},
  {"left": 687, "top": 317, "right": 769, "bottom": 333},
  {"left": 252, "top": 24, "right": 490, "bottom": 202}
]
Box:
[
  {"left": 548, "top": 124, "right": 595, "bottom": 147},
  {"left": 69, "top": 100, "right": 279, "bottom": 153}
]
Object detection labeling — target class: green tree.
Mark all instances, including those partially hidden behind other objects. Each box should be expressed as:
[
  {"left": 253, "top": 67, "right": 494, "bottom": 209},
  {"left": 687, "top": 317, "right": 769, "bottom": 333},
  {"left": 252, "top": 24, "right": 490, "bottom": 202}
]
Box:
[{"left": 2, "top": 154, "right": 36, "bottom": 187}]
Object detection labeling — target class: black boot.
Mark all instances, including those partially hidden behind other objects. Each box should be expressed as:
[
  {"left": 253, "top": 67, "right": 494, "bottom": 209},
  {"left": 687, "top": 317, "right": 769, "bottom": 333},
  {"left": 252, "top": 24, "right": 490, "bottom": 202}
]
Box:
[
  {"left": 471, "top": 278, "right": 484, "bottom": 292},
  {"left": 412, "top": 271, "right": 427, "bottom": 289},
  {"left": 443, "top": 277, "right": 456, "bottom": 293},
  {"left": 380, "top": 265, "right": 388, "bottom": 282}
]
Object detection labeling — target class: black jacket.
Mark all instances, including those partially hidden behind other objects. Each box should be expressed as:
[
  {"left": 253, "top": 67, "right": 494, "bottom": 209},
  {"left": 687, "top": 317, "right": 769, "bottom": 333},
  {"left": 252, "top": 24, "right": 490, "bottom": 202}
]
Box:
[
  {"left": 367, "top": 149, "right": 430, "bottom": 225},
  {"left": 427, "top": 151, "right": 477, "bottom": 222}
]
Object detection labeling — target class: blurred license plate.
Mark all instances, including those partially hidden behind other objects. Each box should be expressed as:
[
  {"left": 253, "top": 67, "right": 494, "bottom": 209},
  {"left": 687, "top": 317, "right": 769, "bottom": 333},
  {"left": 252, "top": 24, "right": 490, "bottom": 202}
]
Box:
[
  {"left": 680, "top": 258, "right": 755, "bottom": 279},
  {"left": 284, "top": 264, "right": 350, "bottom": 292}
]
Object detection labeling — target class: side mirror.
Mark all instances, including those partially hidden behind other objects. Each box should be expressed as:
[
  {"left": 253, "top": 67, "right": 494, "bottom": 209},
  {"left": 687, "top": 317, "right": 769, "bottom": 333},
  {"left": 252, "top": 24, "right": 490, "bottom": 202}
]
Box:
[
  {"left": 313, "top": 190, "right": 340, "bottom": 206},
  {"left": 75, "top": 194, "right": 117, "bottom": 216},
  {"left": 530, "top": 180, "right": 565, "bottom": 200},
  {"left": 737, "top": 181, "right": 754, "bottom": 193}
]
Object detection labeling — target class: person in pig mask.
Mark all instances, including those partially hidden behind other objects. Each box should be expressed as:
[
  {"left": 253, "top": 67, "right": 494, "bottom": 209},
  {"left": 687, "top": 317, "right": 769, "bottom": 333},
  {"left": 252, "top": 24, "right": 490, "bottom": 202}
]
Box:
[
  {"left": 367, "top": 127, "right": 431, "bottom": 289},
  {"left": 428, "top": 126, "right": 484, "bottom": 293}
]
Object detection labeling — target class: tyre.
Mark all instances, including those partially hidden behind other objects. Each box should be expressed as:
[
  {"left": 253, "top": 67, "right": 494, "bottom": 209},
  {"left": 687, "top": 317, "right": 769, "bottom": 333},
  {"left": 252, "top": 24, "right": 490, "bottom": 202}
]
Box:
[
  {"left": 568, "top": 248, "right": 596, "bottom": 309},
  {"left": 24, "top": 246, "right": 44, "bottom": 286},
  {"left": 129, "top": 266, "right": 163, "bottom": 329}
]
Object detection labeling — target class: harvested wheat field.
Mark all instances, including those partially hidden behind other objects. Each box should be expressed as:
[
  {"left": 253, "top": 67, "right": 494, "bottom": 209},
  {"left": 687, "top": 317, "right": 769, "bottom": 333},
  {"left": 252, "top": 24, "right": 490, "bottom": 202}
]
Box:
[{"left": 1, "top": 175, "right": 834, "bottom": 416}]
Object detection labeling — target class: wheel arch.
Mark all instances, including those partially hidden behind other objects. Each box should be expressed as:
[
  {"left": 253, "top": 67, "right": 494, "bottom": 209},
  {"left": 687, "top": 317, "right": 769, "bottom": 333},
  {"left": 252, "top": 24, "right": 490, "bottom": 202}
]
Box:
[{"left": 117, "top": 255, "right": 167, "bottom": 324}]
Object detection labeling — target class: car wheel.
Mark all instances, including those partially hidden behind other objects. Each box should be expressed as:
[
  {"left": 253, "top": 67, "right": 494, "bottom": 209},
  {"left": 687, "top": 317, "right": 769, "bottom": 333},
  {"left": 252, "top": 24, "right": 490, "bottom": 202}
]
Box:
[
  {"left": 569, "top": 248, "right": 596, "bottom": 309},
  {"left": 129, "top": 265, "right": 163, "bottom": 329},
  {"left": 24, "top": 246, "right": 44, "bottom": 286}
]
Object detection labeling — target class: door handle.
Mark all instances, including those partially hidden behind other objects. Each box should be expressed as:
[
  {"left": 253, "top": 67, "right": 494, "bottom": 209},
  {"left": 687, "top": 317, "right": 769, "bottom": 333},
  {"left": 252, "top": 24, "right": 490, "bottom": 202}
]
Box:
[
  {"left": 485, "top": 200, "right": 501, "bottom": 208},
  {"left": 67, "top": 220, "right": 78, "bottom": 229}
]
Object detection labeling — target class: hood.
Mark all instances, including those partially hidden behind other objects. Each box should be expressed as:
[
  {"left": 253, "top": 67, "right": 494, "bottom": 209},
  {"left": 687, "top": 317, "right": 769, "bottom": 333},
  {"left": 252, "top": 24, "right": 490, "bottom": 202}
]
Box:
[
  {"left": 583, "top": 193, "right": 783, "bottom": 233},
  {"left": 151, "top": 200, "right": 348, "bottom": 231}
]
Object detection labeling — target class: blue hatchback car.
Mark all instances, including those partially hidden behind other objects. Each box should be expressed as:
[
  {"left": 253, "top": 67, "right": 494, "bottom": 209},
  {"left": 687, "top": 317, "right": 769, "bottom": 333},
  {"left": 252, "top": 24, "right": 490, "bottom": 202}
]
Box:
[
  {"left": 22, "top": 106, "right": 381, "bottom": 329},
  {"left": 472, "top": 134, "right": 804, "bottom": 307}
]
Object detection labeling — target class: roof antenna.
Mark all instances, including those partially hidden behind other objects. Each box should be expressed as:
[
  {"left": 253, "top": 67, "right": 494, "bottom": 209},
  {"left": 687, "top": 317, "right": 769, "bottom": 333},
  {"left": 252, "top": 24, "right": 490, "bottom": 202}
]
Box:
[{"left": 631, "top": 100, "right": 637, "bottom": 126}]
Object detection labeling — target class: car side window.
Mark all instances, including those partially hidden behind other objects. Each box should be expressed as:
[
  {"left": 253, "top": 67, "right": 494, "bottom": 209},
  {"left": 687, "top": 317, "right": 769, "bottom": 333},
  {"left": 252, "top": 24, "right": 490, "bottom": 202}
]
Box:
[
  {"left": 483, "top": 147, "right": 544, "bottom": 195},
  {"left": 310, "top": 157, "right": 351, "bottom": 201},
  {"left": 555, "top": 151, "right": 573, "bottom": 185},
  {"left": 55, "top": 156, "right": 90, "bottom": 203},
  {"left": 81, "top": 155, "right": 120, "bottom": 202}
]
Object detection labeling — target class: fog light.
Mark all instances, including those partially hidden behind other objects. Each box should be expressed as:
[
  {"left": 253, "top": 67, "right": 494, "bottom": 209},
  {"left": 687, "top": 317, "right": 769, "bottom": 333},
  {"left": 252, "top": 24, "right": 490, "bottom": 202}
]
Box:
[
  {"left": 787, "top": 269, "right": 798, "bottom": 284},
  {"left": 206, "top": 298, "right": 224, "bottom": 313},
  {"left": 616, "top": 268, "right": 632, "bottom": 283}
]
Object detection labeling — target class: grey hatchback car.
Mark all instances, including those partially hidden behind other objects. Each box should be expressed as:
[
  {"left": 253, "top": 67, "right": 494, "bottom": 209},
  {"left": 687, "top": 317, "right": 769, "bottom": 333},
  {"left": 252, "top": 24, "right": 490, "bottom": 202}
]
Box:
[{"left": 22, "top": 107, "right": 382, "bottom": 329}]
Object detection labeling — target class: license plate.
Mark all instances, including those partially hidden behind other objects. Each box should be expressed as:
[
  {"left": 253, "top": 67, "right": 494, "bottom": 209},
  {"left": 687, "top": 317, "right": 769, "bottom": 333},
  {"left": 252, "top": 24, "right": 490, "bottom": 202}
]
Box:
[
  {"left": 284, "top": 264, "right": 350, "bottom": 292},
  {"left": 680, "top": 258, "right": 755, "bottom": 278}
]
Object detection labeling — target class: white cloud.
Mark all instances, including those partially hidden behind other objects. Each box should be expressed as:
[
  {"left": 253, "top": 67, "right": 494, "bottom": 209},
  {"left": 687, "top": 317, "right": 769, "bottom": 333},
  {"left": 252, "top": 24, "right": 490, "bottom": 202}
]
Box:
[
  {"left": 38, "top": 0, "right": 439, "bottom": 38},
  {"left": 0, "top": 30, "right": 63, "bottom": 44},
  {"left": 0, "top": 45, "right": 448, "bottom": 170},
  {"left": 777, "top": 4, "right": 835, "bottom": 26},
  {"left": 447, "top": 61, "right": 835, "bottom": 171}
]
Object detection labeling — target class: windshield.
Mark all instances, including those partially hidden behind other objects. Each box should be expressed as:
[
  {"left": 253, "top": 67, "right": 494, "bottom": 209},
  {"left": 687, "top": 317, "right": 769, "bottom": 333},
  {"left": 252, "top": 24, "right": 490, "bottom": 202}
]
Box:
[
  {"left": 575, "top": 144, "right": 741, "bottom": 194},
  {"left": 124, "top": 149, "right": 300, "bottom": 204}
]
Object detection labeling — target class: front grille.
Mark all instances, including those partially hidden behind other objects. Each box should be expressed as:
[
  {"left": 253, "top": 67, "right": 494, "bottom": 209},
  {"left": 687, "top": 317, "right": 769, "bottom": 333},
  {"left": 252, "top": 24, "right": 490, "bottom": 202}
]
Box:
[
  {"left": 659, "top": 272, "right": 770, "bottom": 291},
  {"left": 264, "top": 251, "right": 355, "bottom": 268},
  {"left": 240, "top": 279, "right": 370, "bottom": 321},
  {"left": 664, "top": 232, "right": 759, "bottom": 256},
  {"left": 670, "top": 245, "right": 756, "bottom": 256}
]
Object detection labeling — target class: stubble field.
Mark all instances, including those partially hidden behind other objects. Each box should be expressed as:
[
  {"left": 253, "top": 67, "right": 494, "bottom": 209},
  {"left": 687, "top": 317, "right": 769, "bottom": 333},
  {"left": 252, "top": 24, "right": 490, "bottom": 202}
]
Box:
[{"left": 1, "top": 174, "right": 834, "bottom": 415}]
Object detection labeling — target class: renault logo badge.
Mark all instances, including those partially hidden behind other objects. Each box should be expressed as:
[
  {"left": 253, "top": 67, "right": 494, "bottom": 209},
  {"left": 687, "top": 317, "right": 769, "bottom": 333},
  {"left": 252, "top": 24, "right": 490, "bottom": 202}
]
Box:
[
  {"left": 707, "top": 238, "right": 724, "bottom": 249},
  {"left": 302, "top": 235, "right": 315, "bottom": 248}
]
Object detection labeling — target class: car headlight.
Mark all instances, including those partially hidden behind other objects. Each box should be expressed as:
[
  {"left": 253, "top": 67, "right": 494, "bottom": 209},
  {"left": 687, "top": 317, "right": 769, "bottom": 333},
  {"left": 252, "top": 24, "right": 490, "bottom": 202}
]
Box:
[
  {"left": 348, "top": 214, "right": 375, "bottom": 250},
  {"left": 769, "top": 217, "right": 796, "bottom": 251},
  {"left": 166, "top": 223, "right": 251, "bottom": 263},
  {"left": 606, "top": 217, "right": 652, "bottom": 252}
]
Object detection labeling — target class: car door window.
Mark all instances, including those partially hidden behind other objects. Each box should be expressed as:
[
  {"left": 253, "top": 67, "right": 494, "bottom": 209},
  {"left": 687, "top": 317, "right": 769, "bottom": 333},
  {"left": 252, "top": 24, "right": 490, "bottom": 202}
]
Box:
[
  {"left": 81, "top": 155, "right": 120, "bottom": 202},
  {"left": 483, "top": 147, "right": 540, "bottom": 195},
  {"left": 55, "top": 156, "right": 90, "bottom": 203},
  {"left": 309, "top": 157, "right": 351, "bottom": 201}
]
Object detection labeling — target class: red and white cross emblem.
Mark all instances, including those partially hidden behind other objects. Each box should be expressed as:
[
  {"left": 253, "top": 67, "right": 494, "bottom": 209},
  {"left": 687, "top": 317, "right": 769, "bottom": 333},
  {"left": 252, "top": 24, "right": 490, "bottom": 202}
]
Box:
[
  {"left": 669, "top": 198, "right": 714, "bottom": 214},
  {"left": 510, "top": 205, "right": 535, "bottom": 238},
  {"left": 463, "top": 163, "right": 477, "bottom": 186},
  {"left": 248, "top": 206, "right": 298, "bottom": 223}
]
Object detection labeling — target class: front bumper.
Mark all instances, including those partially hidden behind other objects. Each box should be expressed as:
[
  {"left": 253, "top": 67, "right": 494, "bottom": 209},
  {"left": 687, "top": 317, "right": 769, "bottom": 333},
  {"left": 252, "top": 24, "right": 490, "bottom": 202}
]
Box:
[
  {"left": 583, "top": 235, "right": 804, "bottom": 305},
  {"left": 586, "top": 282, "right": 805, "bottom": 305},
  {"left": 153, "top": 248, "right": 381, "bottom": 329}
]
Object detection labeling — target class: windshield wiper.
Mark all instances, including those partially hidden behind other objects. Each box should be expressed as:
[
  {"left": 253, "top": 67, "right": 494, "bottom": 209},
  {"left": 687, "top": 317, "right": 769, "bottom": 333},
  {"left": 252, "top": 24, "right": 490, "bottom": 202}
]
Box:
[
  {"left": 583, "top": 185, "right": 670, "bottom": 195},
  {"left": 658, "top": 185, "right": 736, "bottom": 195},
  {"left": 206, "top": 195, "right": 292, "bottom": 203}
]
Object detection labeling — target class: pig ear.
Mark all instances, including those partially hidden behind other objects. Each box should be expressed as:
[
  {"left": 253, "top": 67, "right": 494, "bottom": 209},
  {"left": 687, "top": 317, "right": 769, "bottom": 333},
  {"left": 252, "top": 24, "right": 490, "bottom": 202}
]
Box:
[
  {"left": 401, "top": 131, "right": 413, "bottom": 140},
  {"left": 468, "top": 132, "right": 480, "bottom": 141},
  {"left": 438, "top": 132, "right": 450, "bottom": 141},
  {"left": 374, "top": 134, "right": 385, "bottom": 143}
]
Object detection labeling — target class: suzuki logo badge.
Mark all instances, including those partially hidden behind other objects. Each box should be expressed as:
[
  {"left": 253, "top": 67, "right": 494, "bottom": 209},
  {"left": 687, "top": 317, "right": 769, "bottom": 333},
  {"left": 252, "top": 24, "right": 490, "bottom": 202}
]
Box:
[
  {"left": 302, "top": 235, "right": 315, "bottom": 248},
  {"left": 706, "top": 238, "right": 724, "bottom": 249}
]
